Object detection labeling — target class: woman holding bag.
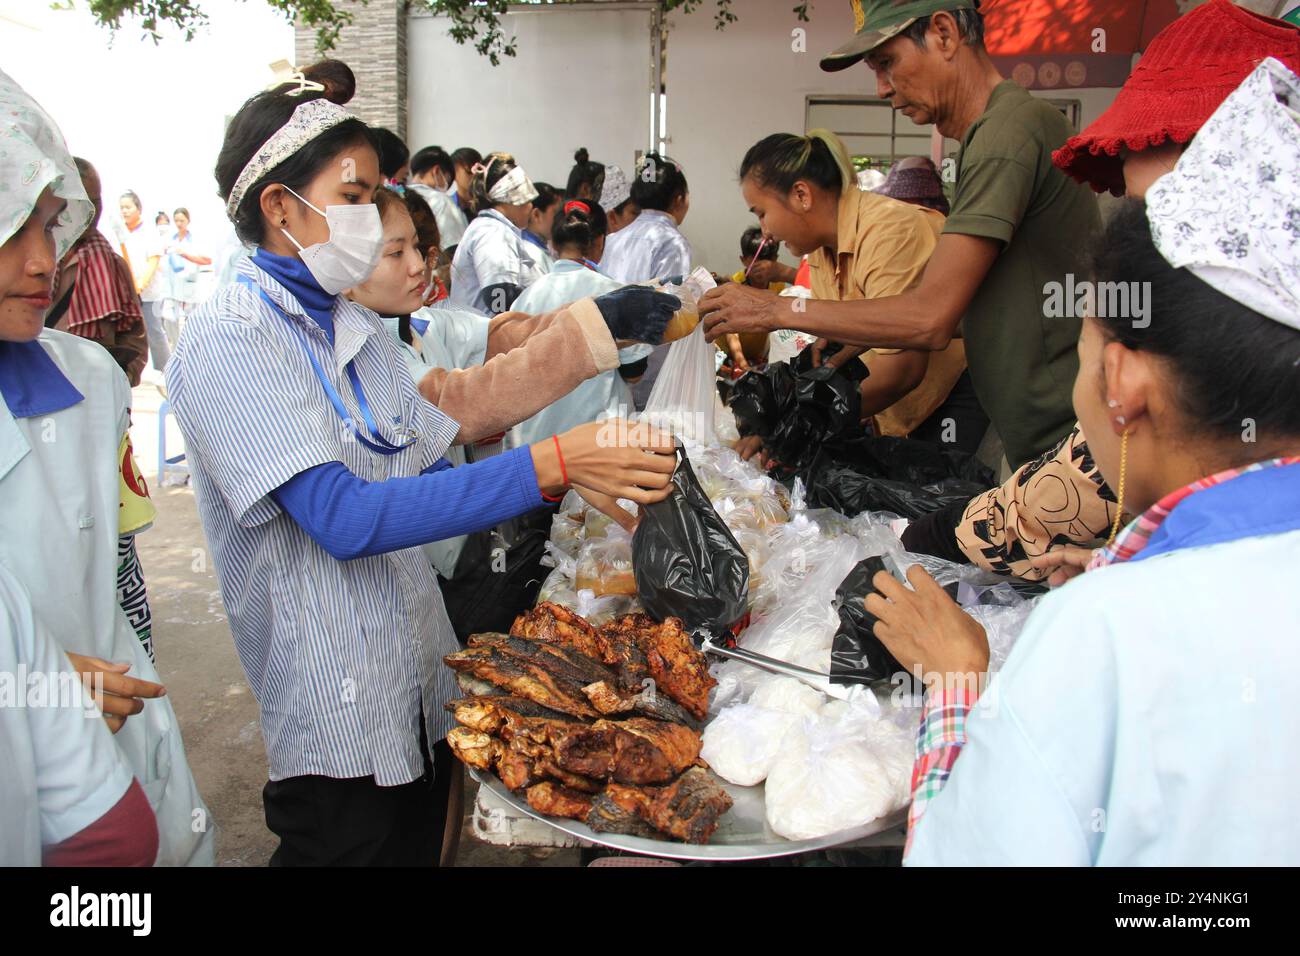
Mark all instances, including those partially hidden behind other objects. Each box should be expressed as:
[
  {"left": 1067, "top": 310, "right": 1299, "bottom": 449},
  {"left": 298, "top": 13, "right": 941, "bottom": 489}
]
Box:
[{"left": 167, "top": 87, "right": 679, "bottom": 865}]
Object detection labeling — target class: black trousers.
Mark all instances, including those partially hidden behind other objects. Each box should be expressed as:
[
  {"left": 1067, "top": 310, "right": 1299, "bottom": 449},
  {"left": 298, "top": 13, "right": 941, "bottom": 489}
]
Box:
[
  {"left": 263, "top": 725, "right": 456, "bottom": 867},
  {"left": 908, "top": 370, "right": 989, "bottom": 456}
]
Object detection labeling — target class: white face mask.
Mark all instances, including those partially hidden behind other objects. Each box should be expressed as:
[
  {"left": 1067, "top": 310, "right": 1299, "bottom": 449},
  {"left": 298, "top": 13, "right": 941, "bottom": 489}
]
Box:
[{"left": 279, "top": 185, "right": 384, "bottom": 295}]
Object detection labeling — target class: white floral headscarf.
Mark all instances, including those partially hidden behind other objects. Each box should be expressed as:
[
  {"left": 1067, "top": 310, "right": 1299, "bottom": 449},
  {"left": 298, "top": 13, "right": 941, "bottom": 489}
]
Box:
[
  {"left": 1146, "top": 57, "right": 1300, "bottom": 331},
  {"left": 0, "top": 69, "right": 93, "bottom": 259}
]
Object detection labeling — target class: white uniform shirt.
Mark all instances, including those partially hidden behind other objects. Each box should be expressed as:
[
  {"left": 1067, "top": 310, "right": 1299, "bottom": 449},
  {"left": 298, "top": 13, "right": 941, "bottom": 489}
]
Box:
[
  {"left": 407, "top": 182, "right": 467, "bottom": 250},
  {"left": 0, "top": 330, "right": 212, "bottom": 865},
  {"left": 121, "top": 221, "right": 166, "bottom": 302},
  {"left": 0, "top": 563, "right": 135, "bottom": 865},
  {"left": 908, "top": 526, "right": 1300, "bottom": 865},
  {"left": 449, "top": 209, "right": 550, "bottom": 312},
  {"left": 599, "top": 209, "right": 692, "bottom": 284}
]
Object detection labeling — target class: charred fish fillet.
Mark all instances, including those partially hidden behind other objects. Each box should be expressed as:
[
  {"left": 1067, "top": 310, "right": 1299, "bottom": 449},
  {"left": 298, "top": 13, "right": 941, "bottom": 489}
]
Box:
[
  {"left": 525, "top": 782, "right": 596, "bottom": 821},
  {"left": 602, "top": 614, "right": 716, "bottom": 721},
  {"left": 444, "top": 695, "right": 585, "bottom": 740},
  {"left": 605, "top": 767, "right": 733, "bottom": 844},
  {"left": 581, "top": 680, "right": 700, "bottom": 728},
  {"left": 514, "top": 603, "right": 649, "bottom": 692},
  {"left": 467, "top": 633, "right": 618, "bottom": 688},
  {"left": 585, "top": 790, "right": 661, "bottom": 839},
  {"left": 445, "top": 726, "right": 499, "bottom": 771},
  {"left": 511, "top": 602, "right": 607, "bottom": 660},
  {"left": 443, "top": 645, "right": 598, "bottom": 718},
  {"left": 553, "top": 717, "right": 701, "bottom": 786},
  {"left": 448, "top": 723, "right": 603, "bottom": 793},
  {"left": 455, "top": 673, "right": 505, "bottom": 698}
]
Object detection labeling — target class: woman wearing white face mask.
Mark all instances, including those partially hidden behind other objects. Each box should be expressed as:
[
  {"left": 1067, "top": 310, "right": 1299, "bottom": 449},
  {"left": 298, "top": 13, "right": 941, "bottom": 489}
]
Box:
[{"left": 166, "top": 89, "right": 681, "bottom": 866}]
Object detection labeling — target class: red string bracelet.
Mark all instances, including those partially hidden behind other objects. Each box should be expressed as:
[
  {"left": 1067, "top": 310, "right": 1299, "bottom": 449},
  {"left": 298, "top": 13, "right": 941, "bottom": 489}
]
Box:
[{"left": 553, "top": 434, "right": 569, "bottom": 486}]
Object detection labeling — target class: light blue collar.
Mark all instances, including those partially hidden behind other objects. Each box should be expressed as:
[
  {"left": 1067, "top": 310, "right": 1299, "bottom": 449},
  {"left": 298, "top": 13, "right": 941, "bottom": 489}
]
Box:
[
  {"left": 551, "top": 258, "right": 589, "bottom": 274},
  {"left": 1132, "top": 462, "right": 1300, "bottom": 563}
]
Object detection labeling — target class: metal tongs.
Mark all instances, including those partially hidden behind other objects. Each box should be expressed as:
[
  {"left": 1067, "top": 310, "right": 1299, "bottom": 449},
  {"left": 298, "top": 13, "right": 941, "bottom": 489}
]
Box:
[{"left": 698, "top": 634, "right": 851, "bottom": 701}]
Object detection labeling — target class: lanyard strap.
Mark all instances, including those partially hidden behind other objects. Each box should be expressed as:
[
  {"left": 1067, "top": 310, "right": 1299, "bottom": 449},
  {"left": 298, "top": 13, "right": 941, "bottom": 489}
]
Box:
[{"left": 239, "top": 276, "right": 415, "bottom": 456}]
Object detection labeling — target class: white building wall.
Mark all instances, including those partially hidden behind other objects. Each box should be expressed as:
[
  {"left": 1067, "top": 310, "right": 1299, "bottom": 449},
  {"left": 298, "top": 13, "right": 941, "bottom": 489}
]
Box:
[
  {"left": 404, "top": 2, "right": 1121, "bottom": 276},
  {"left": 407, "top": 6, "right": 654, "bottom": 188}
]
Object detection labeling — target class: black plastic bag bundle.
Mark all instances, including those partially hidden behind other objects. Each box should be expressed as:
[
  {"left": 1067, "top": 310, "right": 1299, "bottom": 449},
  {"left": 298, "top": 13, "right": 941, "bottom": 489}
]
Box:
[
  {"left": 440, "top": 505, "right": 556, "bottom": 645},
  {"left": 807, "top": 465, "right": 986, "bottom": 519},
  {"left": 633, "top": 448, "right": 749, "bottom": 638},
  {"left": 819, "top": 434, "right": 994, "bottom": 487},
  {"left": 728, "top": 360, "right": 797, "bottom": 438},
  {"left": 830, "top": 556, "right": 913, "bottom": 687},
  {"left": 731, "top": 344, "right": 870, "bottom": 478}
]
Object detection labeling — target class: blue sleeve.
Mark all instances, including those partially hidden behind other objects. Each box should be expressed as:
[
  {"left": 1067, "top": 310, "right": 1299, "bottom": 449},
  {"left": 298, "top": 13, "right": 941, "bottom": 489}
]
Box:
[{"left": 269, "top": 447, "right": 544, "bottom": 561}]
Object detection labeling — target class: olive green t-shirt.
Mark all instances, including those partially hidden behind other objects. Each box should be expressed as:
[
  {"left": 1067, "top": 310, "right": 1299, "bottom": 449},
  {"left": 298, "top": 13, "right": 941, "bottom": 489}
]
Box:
[{"left": 944, "top": 80, "right": 1101, "bottom": 468}]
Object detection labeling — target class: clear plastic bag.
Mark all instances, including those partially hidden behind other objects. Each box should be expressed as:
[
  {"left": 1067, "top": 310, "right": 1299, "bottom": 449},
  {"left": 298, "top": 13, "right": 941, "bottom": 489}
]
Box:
[
  {"left": 716, "top": 492, "right": 789, "bottom": 532},
  {"left": 737, "top": 598, "right": 840, "bottom": 666},
  {"left": 700, "top": 703, "right": 802, "bottom": 787},
  {"left": 899, "top": 550, "right": 1036, "bottom": 608},
  {"left": 965, "top": 595, "right": 1043, "bottom": 672},
  {"left": 642, "top": 322, "right": 718, "bottom": 445},
  {"left": 574, "top": 526, "right": 637, "bottom": 596},
  {"left": 764, "top": 696, "right": 906, "bottom": 841},
  {"left": 571, "top": 589, "right": 644, "bottom": 625},
  {"left": 537, "top": 566, "right": 578, "bottom": 607},
  {"left": 538, "top": 539, "right": 577, "bottom": 578},
  {"left": 548, "top": 513, "right": 586, "bottom": 559}
]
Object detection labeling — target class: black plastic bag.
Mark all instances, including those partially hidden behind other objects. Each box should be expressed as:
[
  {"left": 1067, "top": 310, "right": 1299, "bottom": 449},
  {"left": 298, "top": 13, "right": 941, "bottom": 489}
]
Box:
[
  {"left": 806, "top": 463, "right": 986, "bottom": 519},
  {"left": 729, "top": 359, "right": 797, "bottom": 438},
  {"left": 819, "top": 434, "right": 994, "bottom": 487},
  {"left": 728, "top": 344, "right": 865, "bottom": 444},
  {"left": 439, "top": 505, "right": 555, "bottom": 645},
  {"left": 633, "top": 447, "right": 749, "bottom": 638},
  {"left": 830, "top": 556, "right": 912, "bottom": 687}
]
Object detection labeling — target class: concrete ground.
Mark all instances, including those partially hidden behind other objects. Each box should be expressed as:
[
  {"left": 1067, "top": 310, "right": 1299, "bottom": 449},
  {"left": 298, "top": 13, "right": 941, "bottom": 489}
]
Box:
[{"left": 131, "top": 376, "right": 576, "bottom": 867}]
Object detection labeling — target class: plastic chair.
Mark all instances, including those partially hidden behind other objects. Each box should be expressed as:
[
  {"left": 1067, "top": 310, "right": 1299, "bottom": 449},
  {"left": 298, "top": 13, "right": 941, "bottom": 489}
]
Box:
[{"left": 156, "top": 399, "right": 189, "bottom": 481}]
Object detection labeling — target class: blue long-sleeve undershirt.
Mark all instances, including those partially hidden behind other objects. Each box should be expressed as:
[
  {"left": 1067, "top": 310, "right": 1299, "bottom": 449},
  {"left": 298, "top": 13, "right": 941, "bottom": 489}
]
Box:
[{"left": 269, "top": 447, "right": 546, "bottom": 561}]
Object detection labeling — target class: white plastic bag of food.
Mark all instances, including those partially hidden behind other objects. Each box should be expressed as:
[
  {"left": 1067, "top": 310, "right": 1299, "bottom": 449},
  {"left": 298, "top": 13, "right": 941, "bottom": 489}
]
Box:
[
  {"left": 700, "top": 703, "right": 801, "bottom": 787},
  {"left": 765, "top": 697, "right": 904, "bottom": 840},
  {"left": 749, "top": 674, "right": 826, "bottom": 717}
]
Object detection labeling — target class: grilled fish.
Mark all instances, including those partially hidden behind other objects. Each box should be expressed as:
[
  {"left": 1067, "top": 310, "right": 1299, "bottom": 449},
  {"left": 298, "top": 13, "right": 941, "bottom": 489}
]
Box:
[{"left": 444, "top": 644, "right": 598, "bottom": 718}]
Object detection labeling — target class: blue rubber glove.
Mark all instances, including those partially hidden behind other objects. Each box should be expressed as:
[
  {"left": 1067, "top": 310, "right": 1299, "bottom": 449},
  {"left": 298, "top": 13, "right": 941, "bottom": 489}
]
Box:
[{"left": 593, "top": 286, "right": 681, "bottom": 344}]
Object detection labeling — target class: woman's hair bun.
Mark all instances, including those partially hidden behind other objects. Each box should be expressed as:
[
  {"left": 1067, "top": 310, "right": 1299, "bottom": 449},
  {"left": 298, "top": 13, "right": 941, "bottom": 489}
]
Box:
[
  {"left": 301, "top": 59, "right": 356, "bottom": 106},
  {"left": 574, "top": 147, "right": 589, "bottom": 164}
]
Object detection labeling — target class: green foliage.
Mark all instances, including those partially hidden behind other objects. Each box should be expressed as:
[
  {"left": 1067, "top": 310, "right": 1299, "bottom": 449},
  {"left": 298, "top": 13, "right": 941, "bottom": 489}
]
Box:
[
  {"left": 79, "top": 1, "right": 814, "bottom": 59},
  {"left": 80, "top": 0, "right": 357, "bottom": 52}
]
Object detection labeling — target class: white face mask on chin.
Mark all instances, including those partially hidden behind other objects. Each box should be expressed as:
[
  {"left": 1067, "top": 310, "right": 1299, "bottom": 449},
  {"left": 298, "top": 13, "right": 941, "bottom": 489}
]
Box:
[{"left": 279, "top": 185, "right": 384, "bottom": 295}]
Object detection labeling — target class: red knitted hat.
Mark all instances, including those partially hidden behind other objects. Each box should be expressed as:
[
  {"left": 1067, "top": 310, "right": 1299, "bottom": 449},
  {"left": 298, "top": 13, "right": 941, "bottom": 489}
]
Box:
[{"left": 1051, "top": 0, "right": 1300, "bottom": 197}]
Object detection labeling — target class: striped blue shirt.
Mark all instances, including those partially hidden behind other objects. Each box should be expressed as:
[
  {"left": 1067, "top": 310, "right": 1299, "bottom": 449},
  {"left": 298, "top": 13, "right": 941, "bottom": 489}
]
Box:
[{"left": 167, "top": 256, "right": 465, "bottom": 785}]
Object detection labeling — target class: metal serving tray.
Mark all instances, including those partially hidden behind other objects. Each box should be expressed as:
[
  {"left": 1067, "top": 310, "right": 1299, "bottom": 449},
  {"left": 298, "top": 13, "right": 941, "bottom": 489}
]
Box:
[{"left": 469, "top": 767, "right": 907, "bottom": 862}]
